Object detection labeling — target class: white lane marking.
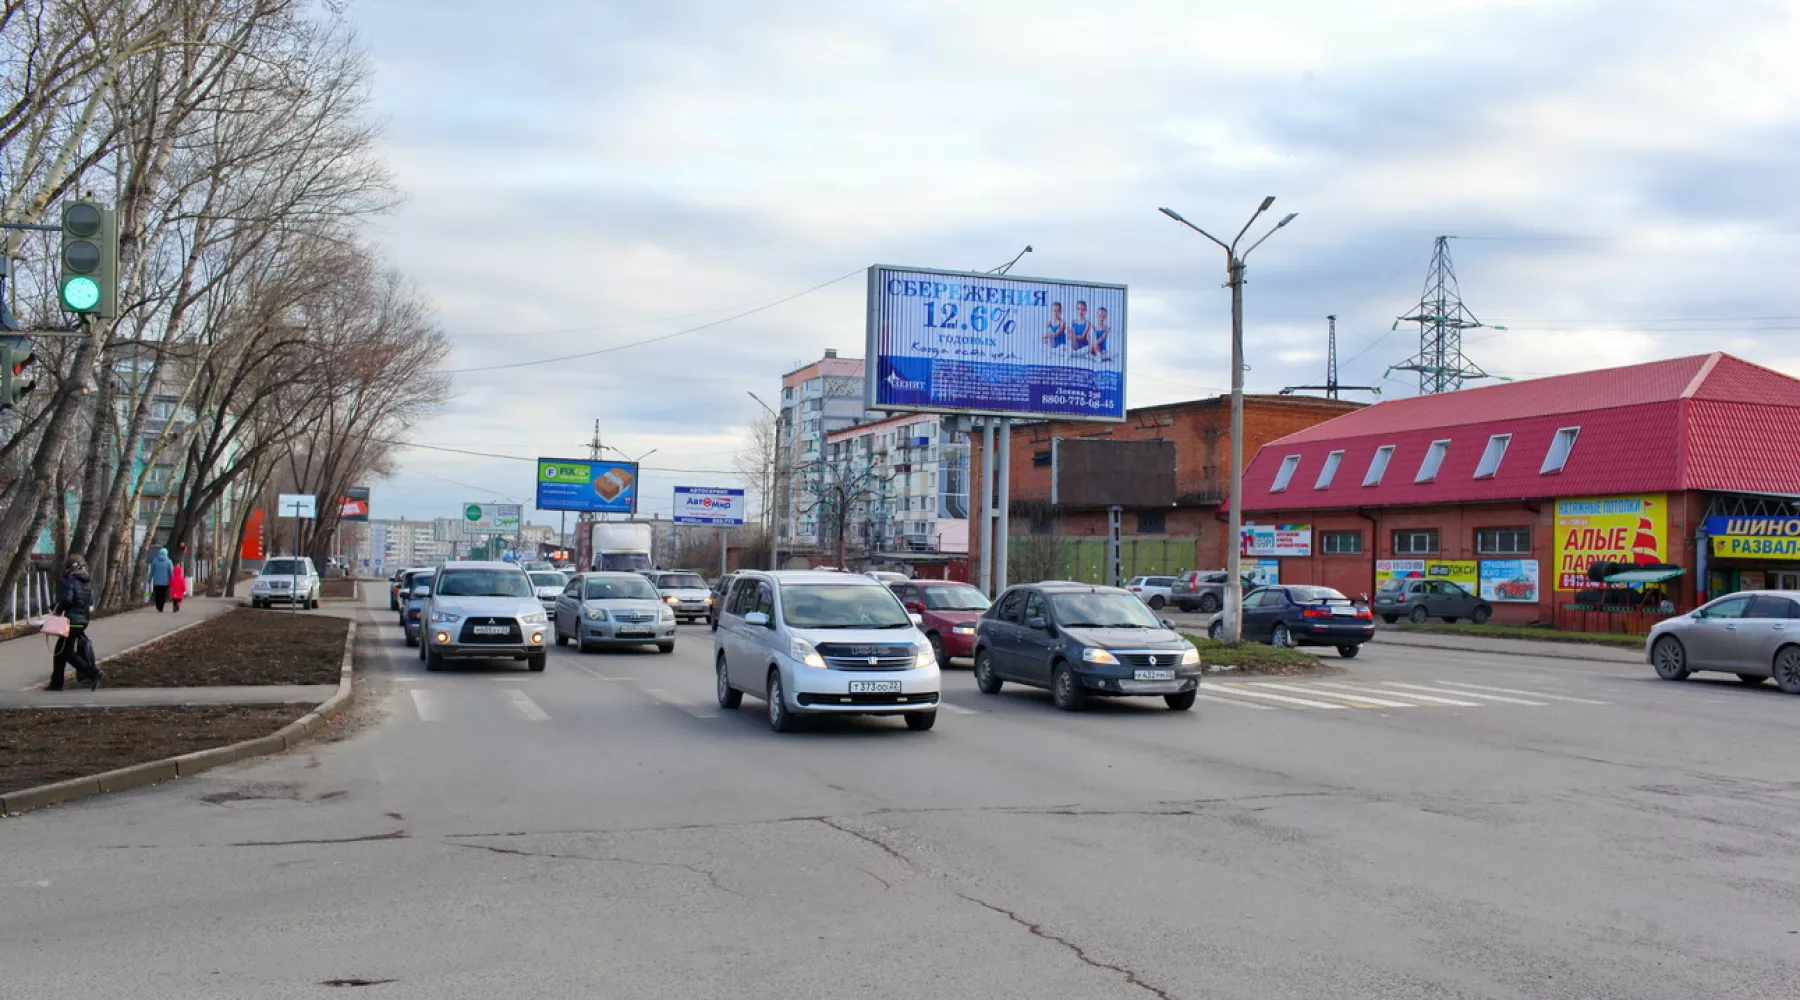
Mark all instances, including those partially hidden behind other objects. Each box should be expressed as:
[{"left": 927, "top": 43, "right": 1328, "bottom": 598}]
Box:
[
  {"left": 1434, "top": 680, "right": 1608, "bottom": 705},
  {"left": 1256, "top": 681, "right": 1416, "bottom": 709},
  {"left": 503, "top": 688, "right": 550, "bottom": 722},
  {"left": 1196, "top": 693, "right": 1277, "bottom": 711},
  {"left": 1383, "top": 682, "right": 1546, "bottom": 706},
  {"left": 408, "top": 688, "right": 440, "bottom": 722},
  {"left": 942, "top": 703, "right": 980, "bottom": 715},
  {"left": 1211, "top": 685, "right": 1349, "bottom": 710},
  {"left": 645, "top": 687, "right": 719, "bottom": 719},
  {"left": 1360, "top": 683, "right": 1486, "bottom": 707},
  {"left": 564, "top": 661, "right": 603, "bottom": 679}
]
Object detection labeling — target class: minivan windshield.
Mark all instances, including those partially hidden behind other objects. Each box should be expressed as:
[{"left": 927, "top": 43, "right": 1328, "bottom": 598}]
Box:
[
  {"left": 262, "top": 558, "right": 308, "bottom": 576},
  {"left": 656, "top": 573, "right": 706, "bottom": 589},
  {"left": 782, "top": 583, "right": 912, "bottom": 629},
  {"left": 585, "top": 576, "right": 658, "bottom": 600},
  {"left": 1050, "top": 591, "right": 1163, "bottom": 629},
  {"left": 922, "top": 586, "right": 991, "bottom": 611},
  {"left": 434, "top": 569, "right": 534, "bottom": 598}
]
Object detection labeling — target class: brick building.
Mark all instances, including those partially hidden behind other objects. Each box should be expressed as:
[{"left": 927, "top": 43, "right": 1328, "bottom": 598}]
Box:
[
  {"left": 1239, "top": 353, "right": 1800, "bottom": 623},
  {"left": 970, "top": 394, "right": 1364, "bottom": 583}
]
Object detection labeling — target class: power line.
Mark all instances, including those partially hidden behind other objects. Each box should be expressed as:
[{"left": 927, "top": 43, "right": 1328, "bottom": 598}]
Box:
[
  {"left": 376, "top": 437, "right": 740, "bottom": 474},
  {"left": 448, "top": 298, "right": 777, "bottom": 340}
]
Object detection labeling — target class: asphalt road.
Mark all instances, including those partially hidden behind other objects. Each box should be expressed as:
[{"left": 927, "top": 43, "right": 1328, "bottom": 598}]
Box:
[{"left": 4, "top": 593, "right": 1798, "bottom": 998}]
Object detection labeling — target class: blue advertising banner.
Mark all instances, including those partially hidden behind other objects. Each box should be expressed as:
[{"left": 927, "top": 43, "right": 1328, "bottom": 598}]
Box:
[
  {"left": 536, "top": 457, "right": 638, "bottom": 514},
  {"left": 866, "top": 265, "right": 1127, "bottom": 421},
  {"left": 673, "top": 486, "right": 745, "bottom": 526},
  {"left": 1703, "top": 515, "right": 1800, "bottom": 538}
]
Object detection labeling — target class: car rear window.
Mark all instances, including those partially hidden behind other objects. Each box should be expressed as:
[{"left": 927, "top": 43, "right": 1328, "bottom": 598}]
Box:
[
  {"left": 1288, "top": 586, "right": 1353, "bottom": 604},
  {"left": 585, "top": 577, "right": 658, "bottom": 600}
]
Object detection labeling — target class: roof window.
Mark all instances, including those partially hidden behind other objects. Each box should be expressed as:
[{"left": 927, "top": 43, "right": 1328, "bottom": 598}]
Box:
[
  {"left": 1314, "top": 450, "right": 1344, "bottom": 490},
  {"left": 1474, "top": 434, "right": 1511, "bottom": 479},
  {"left": 1270, "top": 454, "right": 1301, "bottom": 492},
  {"left": 1415, "top": 440, "right": 1450, "bottom": 483},
  {"left": 1363, "top": 445, "right": 1395, "bottom": 487},
  {"left": 1541, "top": 427, "right": 1579, "bottom": 474}
]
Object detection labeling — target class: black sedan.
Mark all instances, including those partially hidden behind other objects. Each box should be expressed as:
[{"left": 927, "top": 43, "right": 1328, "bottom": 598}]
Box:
[
  {"left": 973, "top": 582, "right": 1203, "bottom": 711},
  {"left": 1207, "top": 585, "right": 1375, "bottom": 657}
]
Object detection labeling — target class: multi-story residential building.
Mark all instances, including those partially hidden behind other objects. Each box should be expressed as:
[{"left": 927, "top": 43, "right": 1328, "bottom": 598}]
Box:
[
  {"left": 822, "top": 413, "right": 969, "bottom": 563},
  {"left": 777, "top": 349, "right": 868, "bottom": 548}
]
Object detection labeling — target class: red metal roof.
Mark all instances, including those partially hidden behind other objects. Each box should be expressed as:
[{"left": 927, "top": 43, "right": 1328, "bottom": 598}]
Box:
[{"left": 1242, "top": 353, "right": 1800, "bottom": 511}]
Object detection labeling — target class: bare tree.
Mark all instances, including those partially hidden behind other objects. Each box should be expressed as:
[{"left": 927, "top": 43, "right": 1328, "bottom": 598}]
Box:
[
  {"left": 732, "top": 408, "right": 780, "bottom": 564},
  {"left": 795, "top": 451, "right": 896, "bottom": 570}
]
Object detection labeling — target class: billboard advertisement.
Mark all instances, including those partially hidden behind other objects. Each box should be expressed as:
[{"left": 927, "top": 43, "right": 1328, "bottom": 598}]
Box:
[
  {"left": 463, "top": 502, "right": 521, "bottom": 535},
  {"left": 1553, "top": 494, "right": 1666, "bottom": 590},
  {"left": 1706, "top": 515, "right": 1800, "bottom": 560},
  {"left": 1052, "top": 438, "right": 1176, "bottom": 507},
  {"left": 338, "top": 486, "right": 371, "bottom": 522},
  {"left": 1376, "top": 559, "right": 1479, "bottom": 594},
  {"left": 673, "top": 486, "right": 745, "bottom": 526},
  {"left": 1242, "top": 524, "right": 1312, "bottom": 558},
  {"left": 1479, "top": 559, "right": 1541, "bottom": 603},
  {"left": 866, "top": 265, "right": 1127, "bottom": 421},
  {"left": 536, "top": 457, "right": 638, "bottom": 514}
]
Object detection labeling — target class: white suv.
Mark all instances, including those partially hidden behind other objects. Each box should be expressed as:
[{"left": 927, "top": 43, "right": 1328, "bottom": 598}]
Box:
[
  {"left": 421, "top": 561, "right": 549, "bottom": 672},
  {"left": 251, "top": 557, "right": 321, "bottom": 609}
]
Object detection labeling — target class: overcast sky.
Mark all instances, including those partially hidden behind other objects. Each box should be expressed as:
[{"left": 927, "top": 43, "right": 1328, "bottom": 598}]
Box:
[{"left": 346, "top": 0, "right": 1800, "bottom": 526}]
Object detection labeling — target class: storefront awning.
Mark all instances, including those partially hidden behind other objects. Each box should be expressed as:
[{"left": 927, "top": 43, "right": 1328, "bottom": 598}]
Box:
[{"left": 1603, "top": 567, "right": 1685, "bottom": 584}]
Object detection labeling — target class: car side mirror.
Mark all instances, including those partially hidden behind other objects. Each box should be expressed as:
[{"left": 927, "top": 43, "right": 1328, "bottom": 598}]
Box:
[
  {"left": 745, "top": 611, "right": 771, "bottom": 628},
  {"left": 910, "top": 612, "right": 924, "bottom": 626},
  {"left": 905, "top": 600, "right": 924, "bottom": 613},
  {"left": 412, "top": 585, "right": 430, "bottom": 598},
  {"left": 1160, "top": 618, "right": 1175, "bottom": 630},
  {"left": 1027, "top": 616, "right": 1048, "bottom": 631}
]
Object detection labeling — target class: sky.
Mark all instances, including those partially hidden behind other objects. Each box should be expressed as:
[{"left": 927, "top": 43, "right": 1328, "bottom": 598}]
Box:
[{"left": 344, "top": 0, "right": 1800, "bottom": 526}]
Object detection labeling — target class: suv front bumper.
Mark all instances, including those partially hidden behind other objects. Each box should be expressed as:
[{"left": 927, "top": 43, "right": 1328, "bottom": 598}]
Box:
[
  {"left": 428, "top": 621, "right": 548, "bottom": 659},
  {"left": 783, "top": 663, "right": 941, "bottom": 715}
]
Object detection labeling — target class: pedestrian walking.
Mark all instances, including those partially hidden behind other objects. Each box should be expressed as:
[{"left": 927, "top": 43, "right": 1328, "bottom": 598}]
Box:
[
  {"left": 49, "top": 556, "right": 102, "bottom": 691},
  {"left": 150, "top": 546, "right": 173, "bottom": 611},
  {"left": 170, "top": 560, "right": 187, "bottom": 613}
]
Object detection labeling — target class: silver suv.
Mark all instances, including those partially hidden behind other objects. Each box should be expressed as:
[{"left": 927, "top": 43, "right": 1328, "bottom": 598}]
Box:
[
  {"left": 714, "top": 570, "right": 941, "bottom": 732},
  {"left": 251, "top": 557, "right": 321, "bottom": 610},
  {"left": 420, "top": 561, "right": 549, "bottom": 672}
]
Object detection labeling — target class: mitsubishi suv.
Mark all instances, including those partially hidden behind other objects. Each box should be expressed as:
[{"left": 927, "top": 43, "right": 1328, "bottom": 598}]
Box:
[
  {"left": 420, "top": 561, "right": 549, "bottom": 672},
  {"left": 714, "top": 570, "right": 941, "bottom": 732}
]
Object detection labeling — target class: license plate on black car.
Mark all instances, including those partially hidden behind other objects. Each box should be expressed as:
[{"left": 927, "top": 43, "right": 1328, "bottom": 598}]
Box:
[
  {"left": 1134, "top": 669, "right": 1176, "bottom": 681},
  {"left": 848, "top": 680, "right": 901, "bottom": 694}
]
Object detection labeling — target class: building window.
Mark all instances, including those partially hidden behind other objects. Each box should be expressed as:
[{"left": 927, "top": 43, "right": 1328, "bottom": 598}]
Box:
[
  {"left": 1415, "top": 439, "right": 1450, "bottom": 482},
  {"left": 1270, "top": 454, "right": 1301, "bottom": 492},
  {"left": 1136, "top": 511, "right": 1167, "bottom": 534},
  {"left": 1541, "top": 426, "right": 1580, "bottom": 474},
  {"left": 1476, "top": 527, "right": 1531, "bottom": 555},
  {"left": 1364, "top": 445, "right": 1396, "bottom": 486},
  {"left": 1315, "top": 450, "right": 1344, "bottom": 489},
  {"left": 1474, "top": 433, "right": 1511, "bottom": 479},
  {"left": 1392, "top": 529, "right": 1439, "bottom": 554},
  {"left": 1321, "top": 530, "right": 1363, "bottom": 554},
  {"left": 1033, "top": 449, "right": 1052, "bottom": 467}
]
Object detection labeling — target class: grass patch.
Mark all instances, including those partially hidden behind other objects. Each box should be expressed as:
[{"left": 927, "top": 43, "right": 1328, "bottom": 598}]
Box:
[
  {"left": 1383, "top": 622, "right": 1644, "bottom": 647},
  {"left": 1182, "top": 635, "right": 1347, "bottom": 676}
]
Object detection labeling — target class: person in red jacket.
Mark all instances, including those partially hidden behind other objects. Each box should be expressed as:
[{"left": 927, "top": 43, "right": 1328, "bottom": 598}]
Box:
[{"left": 170, "top": 560, "right": 187, "bottom": 613}]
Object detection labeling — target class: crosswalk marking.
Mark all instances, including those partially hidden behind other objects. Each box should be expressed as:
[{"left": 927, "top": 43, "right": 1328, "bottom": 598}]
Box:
[
  {"left": 408, "top": 688, "right": 440, "bottom": 722},
  {"left": 1381, "top": 682, "right": 1546, "bottom": 706},
  {"left": 1210, "top": 685, "right": 1349, "bottom": 710},
  {"left": 1434, "top": 680, "right": 1608, "bottom": 705},
  {"left": 1197, "top": 693, "right": 1277, "bottom": 711},
  {"left": 1361, "top": 683, "right": 1486, "bottom": 707},
  {"left": 503, "top": 688, "right": 549, "bottom": 722},
  {"left": 1257, "top": 681, "right": 1415, "bottom": 709}
]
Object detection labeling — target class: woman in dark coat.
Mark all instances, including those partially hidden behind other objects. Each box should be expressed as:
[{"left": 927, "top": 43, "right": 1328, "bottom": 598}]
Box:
[{"left": 50, "top": 556, "right": 102, "bottom": 691}]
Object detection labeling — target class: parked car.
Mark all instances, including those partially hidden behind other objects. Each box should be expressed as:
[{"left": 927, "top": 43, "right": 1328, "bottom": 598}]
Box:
[
  {"left": 708, "top": 571, "right": 739, "bottom": 630},
  {"left": 714, "top": 570, "right": 940, "bottom": 732},
  {"left": 402, "top": 573, "right": 435, "bottom": 647},
  {"left": 419, "top": 561, "right": 549, "bottom": 672},
  {"left": 250, "top": 557, "right": 321, "bottom": 610},
  {"left": 552, "top": 571, "right": 677, "bottom": 654},
  {"left": 1168, "top": 570, "right": 1257, "bottom": 613},
  {"left": 1373, "top": 578, "right": 1492, "bottom": 624},
  {"left": 973, "top": 581, "right": 1201, "bottom": 711},
  {"left": 1125, "top": 575, "right": 1177, "bottom": 610},
  {"left": 865, "top": 570, "right": 910, "bottom": 586},
  {"left": 649, "top": 570, "right": 713, "bottom": 623},
  {"left": 1647, "top": 590, "right": 1800, "bottom": 692},
  {"left": 527, "top": 570, "right": 567, "bottom": 613},
  {"left": 892, "top": 580, "right": 991, "bottom": 666},
  {"left": 1208, "top": 585, "right": 1375, "bottom": 657}
]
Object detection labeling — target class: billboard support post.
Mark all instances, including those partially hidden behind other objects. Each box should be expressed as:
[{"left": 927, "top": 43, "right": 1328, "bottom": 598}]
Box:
[
  {"left": 979, "top": 419, "right": 994, "bottom": 596},
  {"left": 996, "top": 418, "right": 1011, "bottom": 593},
  {"left": 1107, "top": 506, "right": 1123, "bottom": 589},
  {"left": 720, "top": 528, "right": 728, "bottom": 577}
]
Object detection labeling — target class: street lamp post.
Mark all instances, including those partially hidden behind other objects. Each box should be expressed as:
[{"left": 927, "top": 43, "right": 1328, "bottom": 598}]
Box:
[
  {"left": 1158, "top": 198, "right": 1298, "bottom": 643},
  {"left": 747, "top": 391, "right": 781, "bottom": 571}
]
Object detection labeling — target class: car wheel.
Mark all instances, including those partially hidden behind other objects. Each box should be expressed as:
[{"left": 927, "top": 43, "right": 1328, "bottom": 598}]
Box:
[
  {"left": 1651, "top": 635, "right": 1689, "bottom": 681},
  {"left": 1207, "top": 619, "right": 1224, "bottom": 641},
  {"left": 1051, "top": 663, "right": 1087, "bottom": 711},
  {"left": 1337, "top": 644, "right": 1360, "bottom": 659},
  {"left": 390, "top": 597, "right": 399, "bottom": 612},
  {"left": 1164, "top": 690, "right": 1197, "bottom": 711},
  {"left": 1177, "top": 601, "right": 1197, "bottom": 613},
  {"left": 973, "top": 649, "right": 1003, "bottom": 694},
  {"left": 527, "top": 652, "right": 547, "bottom": 672},
  {"left": 425, "top": 647, "right": 444, "bottom": 672},
  {"left": 767, "top": 670, "right": 797, "bottom": 732},
  {"left": 1148, "top": 595, "right": 1165, "bottom": 610},
  {"left": 928, "top": 633, "right": 946, "bottom": 669},
  {"left": 904, "top": 710, "right": 937, "bottom": 731},
  {"left": 404, "top": 633, "right": 417, "bottom": 648},
  {"left": 1408, "top": 605, "right": 1429, "bottom": 624},
  {"left": 1471, "top": 606, "right": 1492, "bottom": 625},
  {"left": 1774, "top": 646, "right": 1800, "bottom": 694},
  {"left": 716, "top": 655, "right": 742, "bottom": 709},
  {"left": 555, "top": 621, "right": 568, "bottom": 646},
  {"left": 1736, "top": 673, "right": 1766, "bottom": 686},
  {"left": 1381, "top": 614, "right": 1398, "bottom": 624},
  {"left": 577, "top": 639, "right": 593, "bottom": 654},
  {"left": 1271, "top": 623, "right": 1294, "bottom": 648},
  {"left": 657, "top": 641, "right": 675, "bottom": 654},
  {"left": 1198, "top": 594, "right": 1221, "bottom": 614}
]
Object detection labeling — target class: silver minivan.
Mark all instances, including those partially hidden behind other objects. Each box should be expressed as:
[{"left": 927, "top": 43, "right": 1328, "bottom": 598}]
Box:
[{"left": 714, "top": 570, "right": 941, "bottom": 732}]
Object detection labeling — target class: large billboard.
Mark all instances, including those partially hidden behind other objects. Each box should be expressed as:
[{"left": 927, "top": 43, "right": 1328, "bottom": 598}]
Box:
[
  {"left": 866, "top": 265, "right": 1127, "bottom": 421},
  {"left": 1051, "top": 438, "right": 1175, "bottom": 508},
  {"left": 673, "top": 486, "right": 745, "bottom": 526},
  {"left": 536, "top": 457, "right": 638, "bottom": 514},
  {"left": 338, "top": 486, "right": 370, "bottom": 522},
  {"left": 1552, "top": 494, "right": 1666, "bottom": 590},
  {"left": 463, "top": 503, "right": 521, "bottom": 535}
]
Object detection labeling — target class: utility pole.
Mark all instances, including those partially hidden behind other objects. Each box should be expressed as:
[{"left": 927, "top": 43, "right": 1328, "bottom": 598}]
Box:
[
  {"left": 1388, "top": 236, "right": 1505, "bottom": 394},
  {"left": 1282, "top": 316, "right": 1381, "bottom": 399}
]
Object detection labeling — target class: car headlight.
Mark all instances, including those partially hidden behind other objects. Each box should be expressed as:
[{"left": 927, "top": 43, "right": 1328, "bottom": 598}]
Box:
[
  {"left": 703, "top": 596, "right": 714, "bottom": 604},
  {"left": 791, "top": 637, "right": 826, "bottom": 669},
  {"left": 585, "top": 607, "right": 608, "bottom": 621},
  {"left": 522, "top": 612, "right": 548, "bottom": 625},
  {"left": 430, "top": 612, "right": 461, "bottom": 624},
  {"left": 664, "top": 595, "right": 679, "bottom": 604},
  {"left": 1081, "top": 648, "right": 1119, "bottom": 665},
  {"left": 660, "top": 608, "right": 676, "bottom": 622},
  {"left": 916, "top": 643, "right": 937, "bottom": 669},
  {"left": 1180, "top": 648, "right": 1201, "bottom": 666},
  {"left": 951, "top": 624, "right": 976, "bottom": 635}
]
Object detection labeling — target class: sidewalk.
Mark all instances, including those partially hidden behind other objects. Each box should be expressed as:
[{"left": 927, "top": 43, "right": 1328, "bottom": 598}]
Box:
[
  {"left": 1374, "top": 628, "right": 1645, "bottom": 664},
  {"left": 0, "top": 597, "right": 238, "bottom": 692}
]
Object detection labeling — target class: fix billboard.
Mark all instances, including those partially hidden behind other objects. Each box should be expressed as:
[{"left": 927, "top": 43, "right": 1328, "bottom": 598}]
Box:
[
  {"left": 536, "top": 457, "right": 638, "bottom": 514},
  {"left": 866, "top": 265, "right": 1126, "bottom": 421},
  {"left": 463, "top": 503, "right": 521, "bottom": 535},
  {"left": 673, "top": 486, "right": 745, "bottom": 526}
]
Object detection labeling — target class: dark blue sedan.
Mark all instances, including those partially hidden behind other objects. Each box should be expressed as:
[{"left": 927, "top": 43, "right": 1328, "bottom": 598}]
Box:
[{"left": 1208, "top": 585, "right": 1375, "bottom": 658}]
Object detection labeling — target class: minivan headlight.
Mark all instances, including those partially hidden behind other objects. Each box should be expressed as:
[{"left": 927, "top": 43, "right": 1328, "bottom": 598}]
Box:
[
  {"left": 915, "top": 643, "right": 937, "bottom": 669},
  {"left": 792, "top": 637, "right": 826, "bottom": 669},
  {"left": 1081, "top": 648, "right": 1119, "bottom": 665},
  {"left": 1181, "top": 647, "right": 1202, "bottom": 666}
]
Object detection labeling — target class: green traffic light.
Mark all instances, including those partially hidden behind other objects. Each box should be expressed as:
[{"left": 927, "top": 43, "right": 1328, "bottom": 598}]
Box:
[{"left": 61, "top": 275, "right": 101, "bottom": 312}]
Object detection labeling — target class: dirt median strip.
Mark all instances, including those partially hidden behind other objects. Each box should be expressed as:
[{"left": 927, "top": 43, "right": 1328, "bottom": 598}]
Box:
[
  {"left": 0, "top": 705, "right": 310, "bottom": 799},
  {"left": 99, "top": 608, "right": 348, "bottom": 687}
]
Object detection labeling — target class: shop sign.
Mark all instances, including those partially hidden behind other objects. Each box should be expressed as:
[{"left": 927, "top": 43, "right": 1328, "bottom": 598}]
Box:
[
  {"left": 1251, "top": 558, "right": 1280, "bottom": 586},
  {"left": 1242, "top": 523, "right": 1311, "bottom": 558},
  {"left": 1478, "top": 559, "right": 1540, "bottom": 603},
  {"left": 1377, "top": 559, "right": 1479, "bottom": 594},
  {"left": 1552, "top": 494, "right": 1666, "bottom": 591},
  {"left": 1711, "top": 535, "right": 1800, "bottom": 560}
]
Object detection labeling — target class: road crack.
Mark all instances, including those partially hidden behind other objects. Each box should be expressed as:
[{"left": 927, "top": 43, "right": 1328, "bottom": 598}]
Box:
[
  {"left": 958, "top": 893, "right": 1175, "bottom": 1000},
  {"left": 815, "top": 817, "right": 911, "bottom": 865},
  {"left": 443, "top": 841, "right": 745, "bottom": 897},
  {"left": 230, "top": 830, "right": 407, "bottom": 847}
]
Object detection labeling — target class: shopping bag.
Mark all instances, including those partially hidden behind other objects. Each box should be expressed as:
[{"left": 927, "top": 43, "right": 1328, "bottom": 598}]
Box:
[{"left": 39, "top": 614, "right": 70, "bottom": 637}]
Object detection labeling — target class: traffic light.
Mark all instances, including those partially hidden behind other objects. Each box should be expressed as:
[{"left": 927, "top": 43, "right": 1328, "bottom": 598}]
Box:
[
  {"left": 59, "top": 200, "right": 117, "bottom": 318},
  {"left": 0, "top": 337, "right": 36, "bottom": 411}
]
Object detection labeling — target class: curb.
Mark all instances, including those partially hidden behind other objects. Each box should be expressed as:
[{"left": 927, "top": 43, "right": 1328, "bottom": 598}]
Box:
[
  {"left": 1375, "top": 632, "right": 1641, "bottom": 664},
  {"left": 0, "top": 620, "right": 357, "bottom": 817}
]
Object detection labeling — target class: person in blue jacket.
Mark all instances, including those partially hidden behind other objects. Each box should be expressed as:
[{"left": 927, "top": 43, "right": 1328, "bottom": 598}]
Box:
[{"left": 150, "top": 546, "right": 174, "bottom": 611}]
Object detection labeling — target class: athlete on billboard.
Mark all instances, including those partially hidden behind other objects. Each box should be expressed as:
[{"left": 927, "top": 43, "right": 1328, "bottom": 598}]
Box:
[
  {"left": 1088, "top": 306, "right": 1112, "bottom": 359},
  {"left": 1042, "top": 302, "right": 1068, "bottom": 349},
  {"left": 1067, "top": 301, "right": 1091, "bottom": 352}
]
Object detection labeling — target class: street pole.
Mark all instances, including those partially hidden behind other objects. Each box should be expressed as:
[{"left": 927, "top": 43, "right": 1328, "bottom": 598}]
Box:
[
  {"left": 995, "top": 418, "right": 1011, "bottom": 593},
  {"left": 978, "top": 418, "right": 994, "bottom": 596}
]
